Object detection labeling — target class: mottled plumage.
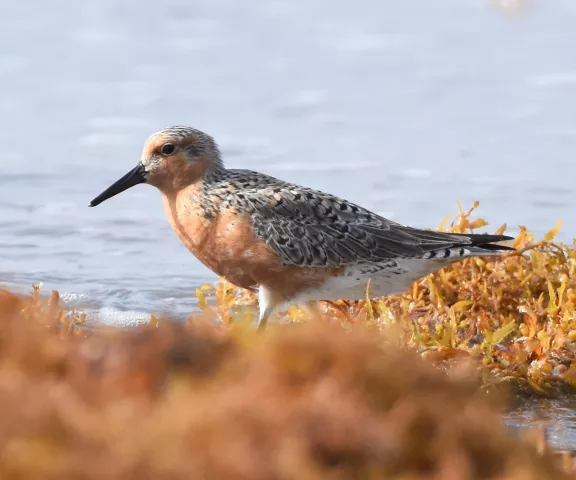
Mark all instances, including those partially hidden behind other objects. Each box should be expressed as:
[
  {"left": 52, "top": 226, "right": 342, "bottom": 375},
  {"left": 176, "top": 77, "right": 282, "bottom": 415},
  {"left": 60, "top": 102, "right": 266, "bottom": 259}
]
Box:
[
  {"left": 90, "top": 126, "right": 515, "bottom": 331},
  {"left": 202, "top": 169, "right": 513, "bottom": 268}
]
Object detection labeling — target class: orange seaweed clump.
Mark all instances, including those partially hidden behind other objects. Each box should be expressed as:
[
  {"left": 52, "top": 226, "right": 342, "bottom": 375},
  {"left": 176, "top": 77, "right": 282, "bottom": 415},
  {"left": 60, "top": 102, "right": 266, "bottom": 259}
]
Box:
[
  {"left": 0, "top": 288, "right": 574, "bottom": 479},
  {"left": 377, "top": 204, "right": 576, "bottom": 394}
]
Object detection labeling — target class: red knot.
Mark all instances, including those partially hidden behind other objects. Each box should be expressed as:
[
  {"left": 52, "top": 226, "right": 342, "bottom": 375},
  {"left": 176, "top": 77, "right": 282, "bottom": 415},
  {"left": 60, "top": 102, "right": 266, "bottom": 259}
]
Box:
[{"left": 90, "top": 126, "right": 514, "bottom": 330}]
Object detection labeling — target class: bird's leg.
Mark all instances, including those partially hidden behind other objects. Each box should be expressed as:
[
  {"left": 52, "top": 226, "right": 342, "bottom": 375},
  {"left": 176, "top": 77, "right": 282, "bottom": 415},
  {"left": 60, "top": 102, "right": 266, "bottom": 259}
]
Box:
[
  {"left": 256, "top": 312, "right": 272, "bottom": 332},
  {"left": 257, "top": 305, "right": 274, "bottom": 332},
  {"left": 256, "top": 286, "right": 278, "bottom": 332}
]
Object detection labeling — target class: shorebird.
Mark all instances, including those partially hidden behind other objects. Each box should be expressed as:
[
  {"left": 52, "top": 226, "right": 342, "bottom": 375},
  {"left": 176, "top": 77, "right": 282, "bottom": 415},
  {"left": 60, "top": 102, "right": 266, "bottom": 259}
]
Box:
[{"left": 90, "top": 126, "right": 514, "bottom": 330}]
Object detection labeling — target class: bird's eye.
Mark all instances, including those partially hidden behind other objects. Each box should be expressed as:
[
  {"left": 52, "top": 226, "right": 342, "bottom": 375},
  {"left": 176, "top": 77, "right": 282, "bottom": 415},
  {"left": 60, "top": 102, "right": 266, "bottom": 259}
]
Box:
[{"left": 160, "top": 143, "right": 176, "bottom": 155}]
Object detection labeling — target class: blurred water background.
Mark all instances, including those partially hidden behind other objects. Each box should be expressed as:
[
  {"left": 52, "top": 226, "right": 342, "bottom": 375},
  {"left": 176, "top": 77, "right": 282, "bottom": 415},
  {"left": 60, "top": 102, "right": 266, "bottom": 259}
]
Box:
[{"left": 1, "top": 0, "right": 576, "bottom": 449}]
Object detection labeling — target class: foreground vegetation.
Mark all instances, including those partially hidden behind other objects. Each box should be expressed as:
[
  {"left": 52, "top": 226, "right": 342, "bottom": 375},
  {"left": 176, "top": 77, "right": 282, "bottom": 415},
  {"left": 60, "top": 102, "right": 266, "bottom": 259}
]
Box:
[
  {"left": 1, "top": 202, "right": 576, "bottom": 478},
  {"left": 0, "top": 288, "right": 574, "bottom": 479}
]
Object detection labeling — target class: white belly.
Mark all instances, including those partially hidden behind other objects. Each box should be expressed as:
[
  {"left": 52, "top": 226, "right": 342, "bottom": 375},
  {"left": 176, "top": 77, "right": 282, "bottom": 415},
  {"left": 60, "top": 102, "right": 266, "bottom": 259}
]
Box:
[{"left": 293, "top": 258, "right": 451, "bottom": 303}]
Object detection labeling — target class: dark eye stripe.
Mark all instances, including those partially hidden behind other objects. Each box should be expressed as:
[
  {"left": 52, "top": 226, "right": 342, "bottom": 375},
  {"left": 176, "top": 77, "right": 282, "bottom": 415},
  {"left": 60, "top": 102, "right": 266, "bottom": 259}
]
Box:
[{"left": 161, "top": 143, "right": 176, "bottom": 155}]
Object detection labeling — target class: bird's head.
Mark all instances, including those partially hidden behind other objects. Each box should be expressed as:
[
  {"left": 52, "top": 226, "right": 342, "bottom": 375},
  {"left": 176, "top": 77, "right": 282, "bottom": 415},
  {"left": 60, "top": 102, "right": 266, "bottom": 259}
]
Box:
[{"left": 89, "top": 126, "right": 222, "bottom": 207}]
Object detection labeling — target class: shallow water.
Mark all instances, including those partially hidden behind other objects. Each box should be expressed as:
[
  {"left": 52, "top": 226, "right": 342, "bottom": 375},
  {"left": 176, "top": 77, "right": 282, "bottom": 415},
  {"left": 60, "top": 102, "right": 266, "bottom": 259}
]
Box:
[
  {"left": 1, "top": 0, "right": 576, "bottom": 450},
  {"left": 506, "top": 397, "right": 576, "bottom": 452}
]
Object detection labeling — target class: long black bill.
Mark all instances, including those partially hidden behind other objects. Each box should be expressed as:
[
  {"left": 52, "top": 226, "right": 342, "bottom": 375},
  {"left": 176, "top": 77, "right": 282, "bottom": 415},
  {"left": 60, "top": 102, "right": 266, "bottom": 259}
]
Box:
[{"left": 89, "top": 163, "right": 147, "bottom": 207}]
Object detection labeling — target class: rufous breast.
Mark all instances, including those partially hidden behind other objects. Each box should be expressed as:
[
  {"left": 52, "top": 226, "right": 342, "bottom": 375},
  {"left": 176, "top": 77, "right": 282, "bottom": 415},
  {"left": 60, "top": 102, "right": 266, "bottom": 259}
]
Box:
[{"left": 161, "top": 185, "right": 344, "bottom": 299}]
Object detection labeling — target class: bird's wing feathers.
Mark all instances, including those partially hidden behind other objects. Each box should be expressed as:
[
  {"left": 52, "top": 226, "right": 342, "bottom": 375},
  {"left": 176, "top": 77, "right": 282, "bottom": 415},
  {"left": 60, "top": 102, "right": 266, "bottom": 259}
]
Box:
[{"left": 234, "top": 179, "right": 512, "bottom": 267}]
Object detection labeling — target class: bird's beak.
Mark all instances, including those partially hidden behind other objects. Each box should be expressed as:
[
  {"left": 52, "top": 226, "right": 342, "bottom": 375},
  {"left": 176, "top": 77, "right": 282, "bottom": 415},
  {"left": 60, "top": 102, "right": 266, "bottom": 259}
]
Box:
[{"left": 89, "top": 163, "right": 147, "bottom": 207}]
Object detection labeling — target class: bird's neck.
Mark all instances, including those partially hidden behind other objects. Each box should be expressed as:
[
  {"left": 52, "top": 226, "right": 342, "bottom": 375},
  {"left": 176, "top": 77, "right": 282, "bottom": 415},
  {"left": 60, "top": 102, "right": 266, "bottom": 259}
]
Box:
[
  {"left": 201, "top": 164, "right": 227, "bottom": 185},
  {"left": 161, "top": 170, "right": 226, "bottom": 222},
  {"left": 159, "top": 172, "right": 231, "bottom": 274}
]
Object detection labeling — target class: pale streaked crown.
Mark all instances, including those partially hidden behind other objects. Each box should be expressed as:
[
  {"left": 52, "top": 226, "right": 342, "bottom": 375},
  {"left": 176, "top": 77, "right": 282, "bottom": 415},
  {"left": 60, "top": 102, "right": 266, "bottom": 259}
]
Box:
[{"left": 141, "top": 126, "right": 223, "bottom": 173}]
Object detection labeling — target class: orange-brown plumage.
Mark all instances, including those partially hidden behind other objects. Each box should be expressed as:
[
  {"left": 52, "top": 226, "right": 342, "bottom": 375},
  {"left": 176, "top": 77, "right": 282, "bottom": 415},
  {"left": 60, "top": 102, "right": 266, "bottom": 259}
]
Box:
[{"left": 163, "top": 185, "right": 345, "bottom": 302}]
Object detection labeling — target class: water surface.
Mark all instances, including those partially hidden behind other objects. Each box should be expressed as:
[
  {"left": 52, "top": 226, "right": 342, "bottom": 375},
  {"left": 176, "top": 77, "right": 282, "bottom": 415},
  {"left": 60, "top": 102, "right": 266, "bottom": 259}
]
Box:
[{"left": 506, "top": 397, "right": 576, "bottom": 452}]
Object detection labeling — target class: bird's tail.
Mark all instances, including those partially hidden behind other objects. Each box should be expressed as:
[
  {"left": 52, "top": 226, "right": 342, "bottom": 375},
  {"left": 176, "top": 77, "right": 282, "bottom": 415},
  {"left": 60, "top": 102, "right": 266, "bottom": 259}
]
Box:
[{"left": 422, "top": 233, "right": 514, "bottom": 260}]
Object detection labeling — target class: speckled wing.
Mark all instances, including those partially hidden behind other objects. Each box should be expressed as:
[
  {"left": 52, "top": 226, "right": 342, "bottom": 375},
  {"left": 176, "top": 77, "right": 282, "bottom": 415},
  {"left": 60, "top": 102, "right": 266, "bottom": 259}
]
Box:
[{"left": 236, "top": 180, "right": 512, "bottom": 267}]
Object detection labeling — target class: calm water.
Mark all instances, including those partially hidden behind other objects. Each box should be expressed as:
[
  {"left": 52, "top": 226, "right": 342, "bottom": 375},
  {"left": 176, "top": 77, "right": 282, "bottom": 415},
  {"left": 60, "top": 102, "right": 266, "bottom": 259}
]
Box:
[{"left": 1, "top": 0, "right": 576, "bottom": 449}]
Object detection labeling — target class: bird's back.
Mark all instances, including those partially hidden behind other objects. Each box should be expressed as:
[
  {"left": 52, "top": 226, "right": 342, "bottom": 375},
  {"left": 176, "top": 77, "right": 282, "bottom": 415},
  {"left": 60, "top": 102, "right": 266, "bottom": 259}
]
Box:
[{"left": 201, "top": 168, "right": 513, "bottom": 269}]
